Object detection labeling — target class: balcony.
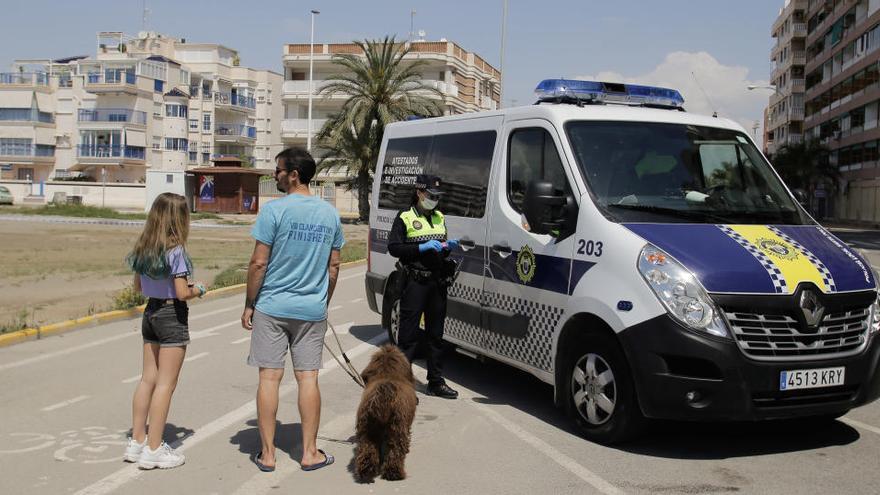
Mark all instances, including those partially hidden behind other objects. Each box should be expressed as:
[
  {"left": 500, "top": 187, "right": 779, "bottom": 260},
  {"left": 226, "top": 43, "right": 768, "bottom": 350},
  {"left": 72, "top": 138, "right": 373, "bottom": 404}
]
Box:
[
  {"left": 84, "top": 70, "right": 139, "bottom": 95},
  {"left": 77, "top": 109, "right": 147, "bottom": 126},
  {"left": 792, "top": 52, "right": 807, "bottom": 66},
  {"left": 76, "top": 145, "right": 146, "bottom": 162},
  {"left": 0, "top": 72, "right": 49, "bottom": 89},
  {"left": 791, "top": 78, "right": 806, "bottom": 92},
  {"left": 418, "top": 80, "right": 459, "bottom": 98},
  {"left": 281, "top": 118, "right": 327, "bottom": 139},
  {"left": 0, "top": 143, "right": 55, "bottom": 163},
  {"left": 0, "top": 108, "right": 54, "bottom": 124},
  {"left": 792, "top": 22, "right": 807, "bottom": 37},
  {"left": 281, "top": 80, "right": 335, "bottom": 99},
  {"left": 213, "top": 92, "right": 256, "bottom": 112},
  {"left": 480, "top": 96, "right": 497, "bottom": 110},
  {"left": 214, "top": 123, "right": 257, "bottom": 142}
]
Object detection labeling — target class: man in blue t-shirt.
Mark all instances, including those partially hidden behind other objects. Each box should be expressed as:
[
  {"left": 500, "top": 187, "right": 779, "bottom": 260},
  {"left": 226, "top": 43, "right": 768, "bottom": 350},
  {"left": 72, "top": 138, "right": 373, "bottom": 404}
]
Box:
[{"left": 241, "top": 147, "right": 344, "bottom": 473}]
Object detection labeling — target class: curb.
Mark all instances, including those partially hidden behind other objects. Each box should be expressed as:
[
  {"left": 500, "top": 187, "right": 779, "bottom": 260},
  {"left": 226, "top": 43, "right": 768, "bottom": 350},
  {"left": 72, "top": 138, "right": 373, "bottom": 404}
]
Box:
[{"left": 0, "top": 259, "right": 367, "bottom": 349}]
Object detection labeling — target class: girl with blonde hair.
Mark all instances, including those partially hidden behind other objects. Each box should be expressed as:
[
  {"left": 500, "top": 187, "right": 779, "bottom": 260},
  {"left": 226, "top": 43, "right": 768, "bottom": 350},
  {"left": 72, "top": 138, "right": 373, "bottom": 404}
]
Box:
[{"left": 122, "top": 192, "right": 205, "bottom": 469}]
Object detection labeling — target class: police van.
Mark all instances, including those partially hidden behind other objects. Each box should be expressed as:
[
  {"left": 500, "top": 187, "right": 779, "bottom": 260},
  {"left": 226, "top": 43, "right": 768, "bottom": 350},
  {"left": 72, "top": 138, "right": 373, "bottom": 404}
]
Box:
[{"left": 364, "top": 79, "right": 880, "bottom": 443}]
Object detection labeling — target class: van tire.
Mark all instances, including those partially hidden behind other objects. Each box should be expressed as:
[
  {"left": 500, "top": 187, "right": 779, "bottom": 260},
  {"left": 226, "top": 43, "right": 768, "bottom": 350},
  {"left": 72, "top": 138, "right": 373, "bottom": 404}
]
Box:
[
  {"left": 386, "top": 299, "right": 401, "bottom": 345},
  {"left": 562, "top": 331, "right": 645, "bottom": 444}
]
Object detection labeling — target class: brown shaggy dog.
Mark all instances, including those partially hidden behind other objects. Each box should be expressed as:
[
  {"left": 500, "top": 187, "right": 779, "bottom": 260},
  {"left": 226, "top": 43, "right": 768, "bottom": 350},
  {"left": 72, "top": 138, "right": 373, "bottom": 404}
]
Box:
[{"left": 354, "top": 345, "right": 417, "bottom": 482}]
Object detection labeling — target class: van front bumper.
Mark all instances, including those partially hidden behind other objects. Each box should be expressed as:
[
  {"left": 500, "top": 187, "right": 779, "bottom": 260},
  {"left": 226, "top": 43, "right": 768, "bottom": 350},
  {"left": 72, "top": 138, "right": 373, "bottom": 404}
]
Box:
[{"left": 618, "top": 315, "right": 880, "bottom": 421}]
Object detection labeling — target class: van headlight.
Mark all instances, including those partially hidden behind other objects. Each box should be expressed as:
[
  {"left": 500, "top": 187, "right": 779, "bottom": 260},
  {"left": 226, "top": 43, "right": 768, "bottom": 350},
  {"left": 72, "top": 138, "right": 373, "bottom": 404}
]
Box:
[{"left": 638, "top": 244, "right": 730, "bottom": 338}]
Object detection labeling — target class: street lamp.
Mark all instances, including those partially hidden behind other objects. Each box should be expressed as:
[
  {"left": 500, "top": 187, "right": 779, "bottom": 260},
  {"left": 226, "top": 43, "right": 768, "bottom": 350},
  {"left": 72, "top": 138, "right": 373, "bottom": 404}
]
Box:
[
  {"left": 499, "top": 0, "right": 508, "bottom": 109},
  {"left": 307, "top": 9, "right": 320, "bottom": 152}
]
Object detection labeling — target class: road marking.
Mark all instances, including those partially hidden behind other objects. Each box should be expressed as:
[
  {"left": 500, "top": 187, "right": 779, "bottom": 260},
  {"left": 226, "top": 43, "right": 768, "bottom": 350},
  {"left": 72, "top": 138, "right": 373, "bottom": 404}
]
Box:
[
  {"left": 73, "top": 332, "right": 387, "bottom": 495},
  {"left": 190, "top": 320, "right": 239, "bottom": 340},
  {"left": 350, "top": 297, "right": 364, "bottom": 303},
  {"left": 0, "top": 333, "right": 136, "bottom": 372},
  {"left": 230, "top": 413, "right": 354, "bottom": 494},
  {"left": 423, "top": 370, "right": 625, "bottom": 495},
  {"left": 191, "top": 306, "right": 240, "bottom": 321},
  {"left": 184, "top": 352, "right": 209, "bottom": 363},
  {"left": 329, "top": 321, "right": 354, "bottom": 335},
  {"left": 0, "top": 318, "right": 233, "bottom": 372},
  {"left": 842, "top": 417, "right": 880, "bottom": 436},
  {"left": 329, "top": 305, "right": 343, "bottom": 311},
  {"left": 41, "top": 395, "right": 90, "bottom": 412},
  {"left": 121, "top": 375, "right": 141, "bottom": 384},
  {"left": 231, "top": 337, "right": 250, "bottom": 345},
  {"left": 339, "top": 270, "right": 366, "bottom": 281}
]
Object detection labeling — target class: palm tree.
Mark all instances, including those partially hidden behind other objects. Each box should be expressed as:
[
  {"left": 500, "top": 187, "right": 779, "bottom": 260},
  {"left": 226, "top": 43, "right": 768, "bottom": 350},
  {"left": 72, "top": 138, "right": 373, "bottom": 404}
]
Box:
[
  {"left": 315, "top": 36, "right": 443, "bottom": 222},
  {"left": 769, "top": 140, "right": 838, "bottom": 215}
]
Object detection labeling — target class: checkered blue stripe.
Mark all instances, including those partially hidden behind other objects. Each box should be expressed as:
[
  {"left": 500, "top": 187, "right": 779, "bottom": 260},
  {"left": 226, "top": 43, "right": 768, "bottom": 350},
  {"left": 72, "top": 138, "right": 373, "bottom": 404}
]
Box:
[
  {"left": 768, "top": 226, "right": 837, "bottom": 292},
  {"left": 718, "top": 225, "right": 787, "bottom": 294}
]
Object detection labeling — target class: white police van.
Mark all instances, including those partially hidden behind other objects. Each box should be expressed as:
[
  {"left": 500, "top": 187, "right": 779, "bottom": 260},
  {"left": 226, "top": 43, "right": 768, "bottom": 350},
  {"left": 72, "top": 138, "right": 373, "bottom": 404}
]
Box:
[{"left": 364, "top": 79, "right": 880, "bottom": 443}]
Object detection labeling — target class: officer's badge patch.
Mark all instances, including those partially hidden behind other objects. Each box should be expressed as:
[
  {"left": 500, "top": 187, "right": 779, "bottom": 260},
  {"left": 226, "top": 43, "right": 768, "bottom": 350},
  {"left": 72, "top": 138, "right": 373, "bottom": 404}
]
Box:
[
  {"left": 516, "top": 245, "right": 536, "bottom": 284},
  {"left": 412, "top": 220, "right": 423, "bottom": 230}
]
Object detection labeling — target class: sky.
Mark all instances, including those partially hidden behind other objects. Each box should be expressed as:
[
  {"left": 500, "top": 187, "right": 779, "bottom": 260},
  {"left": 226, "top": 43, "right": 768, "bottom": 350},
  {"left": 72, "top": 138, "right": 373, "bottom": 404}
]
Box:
[{"left": 0, "top": 0, "right": 784, "bottom": 136}]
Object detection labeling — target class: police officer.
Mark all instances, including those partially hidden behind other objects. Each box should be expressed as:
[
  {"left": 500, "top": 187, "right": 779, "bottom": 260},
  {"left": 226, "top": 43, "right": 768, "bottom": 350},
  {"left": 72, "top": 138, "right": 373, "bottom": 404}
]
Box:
[{"left": 387, "top": 174, "right": 460, "bottom": 399}]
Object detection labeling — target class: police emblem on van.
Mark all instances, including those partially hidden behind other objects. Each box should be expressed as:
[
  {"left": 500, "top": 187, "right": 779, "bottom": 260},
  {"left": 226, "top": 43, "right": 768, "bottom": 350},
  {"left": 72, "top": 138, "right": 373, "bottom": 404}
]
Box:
[
  {"left": 516, "top": 245, "right": 536, "bottom": 283},
  {"left": 758, "top": 238, "right": 797, "bottom": 261}
]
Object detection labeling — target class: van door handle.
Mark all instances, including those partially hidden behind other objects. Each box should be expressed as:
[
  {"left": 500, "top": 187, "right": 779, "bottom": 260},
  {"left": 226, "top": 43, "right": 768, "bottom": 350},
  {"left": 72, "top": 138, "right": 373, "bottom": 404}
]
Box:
[
  {"left": 459, "top": 239, "right": 476, "bottom": 252},
  {"left": 491, "top": 243, "right": 512, "bottom": 259}
]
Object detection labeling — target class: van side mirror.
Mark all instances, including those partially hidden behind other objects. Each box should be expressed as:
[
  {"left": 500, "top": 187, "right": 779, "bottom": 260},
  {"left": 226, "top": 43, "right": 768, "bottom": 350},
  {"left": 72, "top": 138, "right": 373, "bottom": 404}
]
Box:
[
  {"left": 793, "top": 188, "right": 808, "bottom": 207},
  {"left": 523, "top": 181, "right": 567, "bottom": 236}
]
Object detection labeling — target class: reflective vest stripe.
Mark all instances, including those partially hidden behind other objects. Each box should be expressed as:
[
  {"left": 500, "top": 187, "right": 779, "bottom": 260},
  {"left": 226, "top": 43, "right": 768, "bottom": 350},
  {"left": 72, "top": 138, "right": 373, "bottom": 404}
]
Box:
[{"left": 400, "top": 208, "right": 446, "bottom": 243}]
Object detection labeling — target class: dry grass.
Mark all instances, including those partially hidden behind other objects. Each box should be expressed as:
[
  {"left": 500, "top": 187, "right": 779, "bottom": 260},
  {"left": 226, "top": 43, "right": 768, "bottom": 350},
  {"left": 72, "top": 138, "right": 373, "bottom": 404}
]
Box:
[{"left": 0, "top": 219, "right": 368, "bottom": 328}]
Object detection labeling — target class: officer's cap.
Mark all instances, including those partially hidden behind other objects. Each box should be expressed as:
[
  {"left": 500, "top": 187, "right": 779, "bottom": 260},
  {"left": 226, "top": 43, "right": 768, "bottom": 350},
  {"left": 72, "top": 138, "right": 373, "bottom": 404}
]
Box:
[{"left": 414, "top": 174, "right": 444, "bottom": 195}]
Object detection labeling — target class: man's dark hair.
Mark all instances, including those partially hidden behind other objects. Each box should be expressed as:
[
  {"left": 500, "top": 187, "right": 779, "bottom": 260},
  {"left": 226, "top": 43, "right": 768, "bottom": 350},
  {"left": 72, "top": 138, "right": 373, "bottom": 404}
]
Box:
[{"left": 275, "top": 147, "right": 316, "bottom": 185}]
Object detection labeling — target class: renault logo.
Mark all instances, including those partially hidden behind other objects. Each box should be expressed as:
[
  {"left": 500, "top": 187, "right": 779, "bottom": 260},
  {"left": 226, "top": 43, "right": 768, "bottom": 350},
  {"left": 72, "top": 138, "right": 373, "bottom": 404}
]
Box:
[{"left": 799, "top": 290, "right": 824, "bottom": 327}]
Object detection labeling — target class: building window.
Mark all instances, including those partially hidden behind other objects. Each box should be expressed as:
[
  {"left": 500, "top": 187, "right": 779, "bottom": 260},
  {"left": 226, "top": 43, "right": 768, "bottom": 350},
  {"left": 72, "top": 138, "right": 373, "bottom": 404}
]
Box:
[
  {"left": 188, "top": 151, "right": 197, "bottom": 163},
  {"left": 189, "top": 119, "right": 199, "bottom": 130},
  {"left": 166, "top": 174, "right": 174, "bottom": 183},
  {"left": 166, "top": 104, "right": 188, "bottom": 118},
  {"left": 203, "top": 113, "right": 212, "bottom": 131},
  {"left": 164, "top": 138, "right": 188, "bottom": 151},
  {"left": 202, "top": 152, "right": 210, "bottom": 163}
]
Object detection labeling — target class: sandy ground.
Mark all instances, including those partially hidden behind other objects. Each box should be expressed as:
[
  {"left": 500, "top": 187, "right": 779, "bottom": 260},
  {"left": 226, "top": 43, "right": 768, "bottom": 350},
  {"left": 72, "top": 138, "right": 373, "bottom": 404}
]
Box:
[{"left": 0, "top": 218, "right": 368, "bottom": 329}]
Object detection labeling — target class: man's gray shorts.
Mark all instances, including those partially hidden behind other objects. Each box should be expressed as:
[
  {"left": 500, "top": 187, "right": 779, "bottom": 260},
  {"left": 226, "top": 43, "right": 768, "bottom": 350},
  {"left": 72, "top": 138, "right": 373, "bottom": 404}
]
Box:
[{"left": 248, "top": 310, "right": 327, "bottom": 371}]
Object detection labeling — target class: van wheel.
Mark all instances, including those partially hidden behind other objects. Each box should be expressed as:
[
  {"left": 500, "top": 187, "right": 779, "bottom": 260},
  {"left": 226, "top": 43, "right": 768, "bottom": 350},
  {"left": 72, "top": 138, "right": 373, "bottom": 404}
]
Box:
[
  {"left": 387, "top": 299, "right": 401, "bottom": 345},
  {"left": 563, "top": 332, "right": 644, "bottom": 444}
]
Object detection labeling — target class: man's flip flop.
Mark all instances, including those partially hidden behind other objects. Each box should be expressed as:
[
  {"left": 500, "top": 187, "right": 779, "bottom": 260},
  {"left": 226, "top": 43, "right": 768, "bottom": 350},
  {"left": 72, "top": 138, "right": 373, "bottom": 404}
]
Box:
[
  {"left": 251, "top": 452, "right": 275, "bottom": 472},
  {"left": 301, "top": 449, "right": 334, "bottom": 471}
]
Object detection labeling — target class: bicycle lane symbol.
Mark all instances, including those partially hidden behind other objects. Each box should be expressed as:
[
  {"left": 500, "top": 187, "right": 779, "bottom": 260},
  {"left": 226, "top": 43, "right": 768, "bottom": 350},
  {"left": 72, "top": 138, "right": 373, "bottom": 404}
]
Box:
[{"left": 0, "top": 427, "right": 129, "bottom": 464}]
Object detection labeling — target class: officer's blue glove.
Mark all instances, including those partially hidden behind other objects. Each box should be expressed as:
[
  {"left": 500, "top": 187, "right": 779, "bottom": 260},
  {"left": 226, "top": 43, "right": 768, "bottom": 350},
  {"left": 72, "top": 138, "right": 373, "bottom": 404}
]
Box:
[
  {"left": 445, "top": 239, "right": 460, "bottom": 250},
  {"left": 419, "top": 240, "right": 443, "bottom": 253}
]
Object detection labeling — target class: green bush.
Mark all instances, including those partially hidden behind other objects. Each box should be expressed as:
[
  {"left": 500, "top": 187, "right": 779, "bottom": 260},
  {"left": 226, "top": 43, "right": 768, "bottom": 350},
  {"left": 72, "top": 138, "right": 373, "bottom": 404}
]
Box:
[
  {"left": 113, "top": 284, "right": 146, "bottom": 310},
  {"left": 0, "top": 309, "right": 32, "bottom": 334},
  {"left": 212, "top": 263, "right": 248, "bottom": 289}
]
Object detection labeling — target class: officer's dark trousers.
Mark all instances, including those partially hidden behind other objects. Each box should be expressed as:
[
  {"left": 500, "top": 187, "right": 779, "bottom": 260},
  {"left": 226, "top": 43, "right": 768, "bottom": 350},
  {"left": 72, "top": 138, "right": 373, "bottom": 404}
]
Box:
[{"left": 397, "top": 276, "right": 447, "bottom": 386}]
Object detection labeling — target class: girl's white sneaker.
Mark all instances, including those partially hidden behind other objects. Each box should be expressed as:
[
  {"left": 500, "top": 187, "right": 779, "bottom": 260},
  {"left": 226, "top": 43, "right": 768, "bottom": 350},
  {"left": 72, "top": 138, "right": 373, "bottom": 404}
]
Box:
[
  {"left": 123, "top": 438, "right": 146, "bottom": 463},
  {"left": 137, "top": 442, "right": 185, "bottom": 469}
]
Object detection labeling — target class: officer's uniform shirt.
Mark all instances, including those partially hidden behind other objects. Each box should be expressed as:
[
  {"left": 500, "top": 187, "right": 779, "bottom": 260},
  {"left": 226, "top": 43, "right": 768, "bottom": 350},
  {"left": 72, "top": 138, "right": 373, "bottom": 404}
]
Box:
[{"left": 387, "top": 206, "right": 449, "bottom": 272}]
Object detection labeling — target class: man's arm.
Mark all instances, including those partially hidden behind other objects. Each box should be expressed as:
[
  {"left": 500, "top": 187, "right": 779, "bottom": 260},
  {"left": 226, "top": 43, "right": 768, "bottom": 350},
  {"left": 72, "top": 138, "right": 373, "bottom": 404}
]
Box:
[
  {"left": 327, "top": 248, "right": 341, "bottom": 303},
  {"left": 241, "top": 240, "right": 271, "bottom": 330}
]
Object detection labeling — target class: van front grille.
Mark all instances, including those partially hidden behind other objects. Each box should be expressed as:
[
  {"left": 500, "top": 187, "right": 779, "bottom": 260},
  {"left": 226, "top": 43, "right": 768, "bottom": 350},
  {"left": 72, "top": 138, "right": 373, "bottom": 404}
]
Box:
[{"left": 724, "top": 306, "right": 870, "bottom": 361}]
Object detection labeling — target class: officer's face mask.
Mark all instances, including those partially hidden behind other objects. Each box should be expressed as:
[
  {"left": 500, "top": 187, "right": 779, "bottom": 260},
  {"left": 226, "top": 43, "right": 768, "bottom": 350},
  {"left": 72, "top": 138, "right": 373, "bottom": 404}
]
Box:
[{"left": 419, "top": 192, "right": 440, "bottom": 211}]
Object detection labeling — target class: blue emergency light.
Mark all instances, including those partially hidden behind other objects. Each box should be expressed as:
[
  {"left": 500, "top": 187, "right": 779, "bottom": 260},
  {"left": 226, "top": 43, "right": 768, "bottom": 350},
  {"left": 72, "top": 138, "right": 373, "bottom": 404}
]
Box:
[{"left": 534, "top": 79, "right": 685, "bottom": 109}]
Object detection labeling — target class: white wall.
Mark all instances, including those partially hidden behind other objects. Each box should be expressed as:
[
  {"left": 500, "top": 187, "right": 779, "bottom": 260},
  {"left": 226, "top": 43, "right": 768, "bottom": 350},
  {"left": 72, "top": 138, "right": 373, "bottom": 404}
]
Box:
[{"left": 0, "top": 180, "right": 146, "bottom": 208}]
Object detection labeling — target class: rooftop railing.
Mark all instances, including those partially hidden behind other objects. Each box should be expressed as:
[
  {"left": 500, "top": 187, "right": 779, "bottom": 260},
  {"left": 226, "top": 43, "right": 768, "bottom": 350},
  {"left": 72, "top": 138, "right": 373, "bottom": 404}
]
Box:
[{"left": 0, "top": 72, "right": 49, "bottom": 86}]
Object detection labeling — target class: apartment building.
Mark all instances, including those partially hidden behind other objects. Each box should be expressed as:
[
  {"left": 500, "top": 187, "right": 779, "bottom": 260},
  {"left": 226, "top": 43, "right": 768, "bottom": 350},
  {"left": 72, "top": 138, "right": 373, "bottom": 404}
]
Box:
[
  {"left": 802, "top": 0, "right": 880, "bottom": 221},
  {"left": 0, "top": 31, "right": 281, "bottom": 191},
  {"left": 280, "top": 39, "right": 500, "bottom": 157},
  {"left": 767, "top": 0, "right": 808, "bottom": 155}
]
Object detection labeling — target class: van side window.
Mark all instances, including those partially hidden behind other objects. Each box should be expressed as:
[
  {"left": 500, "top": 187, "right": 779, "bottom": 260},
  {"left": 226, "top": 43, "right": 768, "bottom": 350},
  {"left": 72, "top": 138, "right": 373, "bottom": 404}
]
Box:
[
  {"left": 428, "top": 131, "right": 496, "bottom": 218},
  {"left": 507, "top": 128, "right": 569, "bottom": 212},
  {"left": 378, "top": 131, "right": 496, "bottom": 218},
  {"left": 378, "top": 136, "right": 434, "bottom": 211}
]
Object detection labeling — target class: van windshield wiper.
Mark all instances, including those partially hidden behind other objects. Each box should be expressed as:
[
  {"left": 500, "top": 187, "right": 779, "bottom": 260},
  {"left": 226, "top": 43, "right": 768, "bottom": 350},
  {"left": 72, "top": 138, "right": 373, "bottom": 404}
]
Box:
[{"left": 606, "top": 203, "right": 730, "bottom": 223}]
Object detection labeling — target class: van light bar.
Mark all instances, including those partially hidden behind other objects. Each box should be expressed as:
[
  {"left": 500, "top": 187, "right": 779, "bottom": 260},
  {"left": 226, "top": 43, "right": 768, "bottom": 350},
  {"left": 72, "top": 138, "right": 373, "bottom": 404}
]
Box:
[{"left": 534, "top": 79, "right": 685, "bottom": 108}]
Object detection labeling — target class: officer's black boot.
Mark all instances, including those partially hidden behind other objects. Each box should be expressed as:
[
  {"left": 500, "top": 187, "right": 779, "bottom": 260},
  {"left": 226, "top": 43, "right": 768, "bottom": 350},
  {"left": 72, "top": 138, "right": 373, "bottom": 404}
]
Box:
[{"left": 427, "top": 381, "right": 458, "bottom": 399}]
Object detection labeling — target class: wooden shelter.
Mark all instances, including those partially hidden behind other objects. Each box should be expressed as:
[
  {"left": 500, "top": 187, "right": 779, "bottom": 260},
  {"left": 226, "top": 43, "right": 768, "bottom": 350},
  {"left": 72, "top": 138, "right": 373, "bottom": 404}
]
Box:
[{"left": 187, "top": 157, "right": 271, "bottom": 214}]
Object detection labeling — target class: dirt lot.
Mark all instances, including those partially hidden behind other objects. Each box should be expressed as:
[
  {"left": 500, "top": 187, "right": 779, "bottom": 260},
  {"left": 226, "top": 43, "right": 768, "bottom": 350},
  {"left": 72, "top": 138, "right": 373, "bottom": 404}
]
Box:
[{"left": 0, "top": 218, "right": 368, "bottom": 329}]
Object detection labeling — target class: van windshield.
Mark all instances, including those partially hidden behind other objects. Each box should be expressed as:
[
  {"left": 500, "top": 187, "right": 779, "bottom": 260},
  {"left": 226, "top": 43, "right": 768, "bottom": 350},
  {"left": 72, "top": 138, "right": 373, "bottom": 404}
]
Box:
[{"left": 565, "top": 121, "right": 812, "bottom": 225}]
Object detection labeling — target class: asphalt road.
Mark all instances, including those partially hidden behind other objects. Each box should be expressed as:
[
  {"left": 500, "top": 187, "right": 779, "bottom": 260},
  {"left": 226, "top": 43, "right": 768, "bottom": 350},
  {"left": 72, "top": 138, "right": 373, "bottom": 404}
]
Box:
[{"left": 3, "top": 256, "right": 880, "bottom": 494}]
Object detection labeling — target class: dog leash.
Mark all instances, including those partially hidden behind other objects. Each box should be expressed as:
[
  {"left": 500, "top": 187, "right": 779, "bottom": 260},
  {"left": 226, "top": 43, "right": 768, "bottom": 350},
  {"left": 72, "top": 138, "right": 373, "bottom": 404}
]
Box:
[{"left": 324, "top": 321, "right": 365, "bottom": 388}]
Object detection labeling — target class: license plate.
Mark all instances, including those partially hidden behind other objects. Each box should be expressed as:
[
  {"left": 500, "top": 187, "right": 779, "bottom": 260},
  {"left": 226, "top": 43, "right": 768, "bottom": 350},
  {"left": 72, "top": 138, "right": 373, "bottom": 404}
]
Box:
[{"left": 780, "top": 367, "right": 845, "bottom": 391}]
